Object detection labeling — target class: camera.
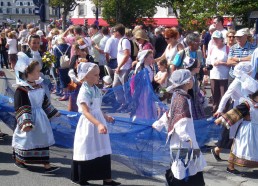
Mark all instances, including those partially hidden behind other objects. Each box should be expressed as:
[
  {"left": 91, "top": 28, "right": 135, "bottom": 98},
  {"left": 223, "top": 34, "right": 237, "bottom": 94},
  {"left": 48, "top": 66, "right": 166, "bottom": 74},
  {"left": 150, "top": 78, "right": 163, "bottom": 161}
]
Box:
[{"left": 206, "top": 64, "right": 213, "bottom": 70}]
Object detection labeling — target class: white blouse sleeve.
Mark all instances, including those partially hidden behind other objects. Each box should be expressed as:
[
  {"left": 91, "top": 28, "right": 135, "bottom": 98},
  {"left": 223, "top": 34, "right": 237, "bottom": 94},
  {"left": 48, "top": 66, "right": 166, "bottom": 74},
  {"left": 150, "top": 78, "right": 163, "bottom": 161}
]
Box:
[
  {"left": 68, "top": 69, "right": 79, "bottom": 83},
  {"left": 217, "top": 79, "right": 239, "bottom": 113},
  {"left": 152, "top": 112, "right": 168, "bottom": 132}
]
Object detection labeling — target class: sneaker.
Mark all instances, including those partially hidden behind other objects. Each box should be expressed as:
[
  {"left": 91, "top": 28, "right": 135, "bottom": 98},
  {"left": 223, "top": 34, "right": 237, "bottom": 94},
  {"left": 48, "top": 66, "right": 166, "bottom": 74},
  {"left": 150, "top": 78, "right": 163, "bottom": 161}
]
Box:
[
  {"left": 103, "top": 180, "right": 121, "bottom": 185},
  {"left": 44, "top": 166, "right": 60, "bottom": 173},
  {"left": 211, "top": 148, "right": 222, "bottom": 161},
  {"left": 14, "top": 162, "right": 28, "bottom": 169},
  {"left": 226, "top": 167, "right": 240, "bottom": 175}
]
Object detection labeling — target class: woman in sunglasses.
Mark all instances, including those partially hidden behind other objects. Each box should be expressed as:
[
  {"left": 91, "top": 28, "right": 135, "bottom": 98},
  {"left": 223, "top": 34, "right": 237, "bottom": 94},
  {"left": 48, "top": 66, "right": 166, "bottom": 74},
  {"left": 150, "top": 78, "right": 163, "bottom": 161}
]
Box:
[
  {"left": 155, "top": 28, "right": 184, "bottom": 66},
  {"left": 226, "top": 30, "right": 236, "bottom": 48}
]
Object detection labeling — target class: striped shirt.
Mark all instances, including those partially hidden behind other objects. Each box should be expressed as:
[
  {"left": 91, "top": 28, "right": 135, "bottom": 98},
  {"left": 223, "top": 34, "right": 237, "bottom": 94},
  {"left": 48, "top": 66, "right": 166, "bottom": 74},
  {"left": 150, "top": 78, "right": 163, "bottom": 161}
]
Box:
[{"left": 228, "top": 41, "right": 256, "bottom": 78}]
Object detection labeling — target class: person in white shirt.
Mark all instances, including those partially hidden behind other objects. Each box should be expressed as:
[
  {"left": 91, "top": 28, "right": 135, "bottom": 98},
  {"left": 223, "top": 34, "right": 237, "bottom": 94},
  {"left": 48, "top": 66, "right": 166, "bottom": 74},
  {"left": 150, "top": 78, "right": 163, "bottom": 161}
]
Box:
[
  {"left": 206, "top": 30, "right": 230, "bottom": 113},
  {"left": 104, "top": 27, "right": 119, "bottom": 69},
  {"left": 95, "top": 27, "right": 110, "bottom": 78},
  {"left": 213, "top": 15, "right": 228, "bottom": 41},
  {"left": 6, "top": 32, "right": 18, "bottom": 71},
  {"left": 113, "top": 24, "right": 132, "bottom": 111}
]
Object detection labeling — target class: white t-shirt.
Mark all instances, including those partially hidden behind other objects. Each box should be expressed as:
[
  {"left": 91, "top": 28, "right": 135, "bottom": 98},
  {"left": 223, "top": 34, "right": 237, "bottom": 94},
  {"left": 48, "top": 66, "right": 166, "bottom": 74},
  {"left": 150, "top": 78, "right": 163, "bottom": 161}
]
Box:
[
  {"left": 165, "top": 43, "right": 179, "bottom": 64},
  {"left": 208, "top": 45, "right": 230, "bottom": 80},
  {"left": 104, "top": 36, "right": 119, "bottom": 59},
  {"left": 117, "top": 37, "right": 132, "bottom": 70},
  {"left": 7, "top": 38, "right": 18, "bottom": 54},
  {"left": 99, "top": 35, "right": 110, "bottom": 66},
  {"left": 156, "top": 71, "right": 168, "bottom": 88}
]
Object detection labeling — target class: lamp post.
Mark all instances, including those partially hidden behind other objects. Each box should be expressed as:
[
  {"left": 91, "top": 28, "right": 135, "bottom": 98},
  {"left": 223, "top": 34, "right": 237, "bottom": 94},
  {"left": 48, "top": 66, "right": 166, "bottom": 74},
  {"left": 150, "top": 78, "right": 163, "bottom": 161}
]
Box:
[{"left": 91, "top": 0, "right": 100, "bottom": 26}]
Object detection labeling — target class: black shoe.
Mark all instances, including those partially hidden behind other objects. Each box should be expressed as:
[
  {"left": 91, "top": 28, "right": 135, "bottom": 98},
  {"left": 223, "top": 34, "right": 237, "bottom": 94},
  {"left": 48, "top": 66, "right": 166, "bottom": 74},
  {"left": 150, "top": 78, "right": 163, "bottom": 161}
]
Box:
[
  {"left": 45, "top": 166, "right": 60, "bottom": 173},
  {"left": 211, "top": 148, "right": 222, "bottom": 161},
  {"left": 14, "top": 162, "right": 28, "bottom": 169},
  {"left": 227, "top": 167, "right": 240, "bottom": 175},
  {"left": 0, "top": 132, "right": 8, "bottom": 140},
  {"left": 103, "top": 180, "right": 121, "bottom": 185}
]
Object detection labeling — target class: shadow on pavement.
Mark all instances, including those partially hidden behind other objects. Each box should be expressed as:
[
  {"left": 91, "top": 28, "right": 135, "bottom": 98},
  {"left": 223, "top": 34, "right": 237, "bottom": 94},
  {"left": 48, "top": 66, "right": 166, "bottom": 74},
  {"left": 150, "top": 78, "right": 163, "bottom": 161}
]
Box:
[
  {"left": 0, "top": 170, "right": 19, "bottom": 176},
  {"left": 112, "top": 169, "right": 161, "bottom": 183},
  {"left": 240, "top": 170, "right": 258, "bottom": 179}
]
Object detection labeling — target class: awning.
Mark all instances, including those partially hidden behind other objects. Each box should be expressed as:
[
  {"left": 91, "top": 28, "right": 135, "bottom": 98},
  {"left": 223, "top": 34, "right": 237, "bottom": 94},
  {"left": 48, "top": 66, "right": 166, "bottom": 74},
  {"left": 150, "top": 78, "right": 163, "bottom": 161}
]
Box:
[
  {"left": 71, "top": 18, "right": 109, "bottom": 26},
  {"left": 152, "top": 18, "right": 178, "bottom": 27}
]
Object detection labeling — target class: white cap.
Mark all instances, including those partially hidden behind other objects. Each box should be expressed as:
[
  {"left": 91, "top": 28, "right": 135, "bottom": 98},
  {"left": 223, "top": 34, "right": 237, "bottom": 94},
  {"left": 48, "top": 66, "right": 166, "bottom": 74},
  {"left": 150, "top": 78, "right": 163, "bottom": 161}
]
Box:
[
  {"left": 235, "top": 28, "right": 249, "bottom": 37},
  {"left": 36, "top": 30, "right": 44, "bottom": 36},
  {"left": 166, "top": 69, "right": 192, "bottom": 91},
  {"left": 212, "top": 30, "right": 223, "bottom": 39},
  {"left": 77, "top": 62, "right": 97, "bottom": 81}
]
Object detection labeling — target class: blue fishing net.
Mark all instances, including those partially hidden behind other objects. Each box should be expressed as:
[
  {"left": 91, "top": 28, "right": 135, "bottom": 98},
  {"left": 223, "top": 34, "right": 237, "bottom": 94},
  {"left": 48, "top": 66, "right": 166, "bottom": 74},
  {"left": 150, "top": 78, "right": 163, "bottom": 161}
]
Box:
[
  {"left": 50, "top": 69, "right": 222, "bottom": 176},
  {"left": 1, "top": 69, "right": 222, "bottom": 177}
]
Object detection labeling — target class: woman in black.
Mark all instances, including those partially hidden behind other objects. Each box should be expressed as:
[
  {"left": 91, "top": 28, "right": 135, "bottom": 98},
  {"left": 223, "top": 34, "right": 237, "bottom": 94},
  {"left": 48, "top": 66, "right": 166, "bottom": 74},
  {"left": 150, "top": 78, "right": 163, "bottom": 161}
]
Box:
[{"left": 0, "top": 32, "right": 9, "bottom": 69}]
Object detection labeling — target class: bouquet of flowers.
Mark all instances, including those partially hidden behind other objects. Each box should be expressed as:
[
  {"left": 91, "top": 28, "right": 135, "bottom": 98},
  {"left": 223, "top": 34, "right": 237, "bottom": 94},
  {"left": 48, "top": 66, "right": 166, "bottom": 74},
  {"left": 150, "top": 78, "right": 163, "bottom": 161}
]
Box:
[{"left": 42, "top": 51, "right": 56, "bottom": 68}]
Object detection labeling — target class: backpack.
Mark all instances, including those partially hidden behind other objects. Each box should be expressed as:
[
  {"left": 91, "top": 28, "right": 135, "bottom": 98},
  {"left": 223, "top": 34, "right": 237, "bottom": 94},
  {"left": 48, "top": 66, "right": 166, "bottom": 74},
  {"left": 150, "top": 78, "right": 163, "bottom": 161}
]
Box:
[
  {"left": 121, "top": 38, "right": 137, "bottom": 61},
  {"left": 56, "top": 46, "right": 70, "bottom": 69}
]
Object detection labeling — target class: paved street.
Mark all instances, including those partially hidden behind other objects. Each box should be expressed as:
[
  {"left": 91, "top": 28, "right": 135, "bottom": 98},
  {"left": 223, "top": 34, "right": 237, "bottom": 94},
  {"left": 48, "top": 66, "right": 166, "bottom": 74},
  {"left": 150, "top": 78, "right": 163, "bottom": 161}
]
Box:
[{"left": 0, "top": 69, "right": 258, "bottom": 186}]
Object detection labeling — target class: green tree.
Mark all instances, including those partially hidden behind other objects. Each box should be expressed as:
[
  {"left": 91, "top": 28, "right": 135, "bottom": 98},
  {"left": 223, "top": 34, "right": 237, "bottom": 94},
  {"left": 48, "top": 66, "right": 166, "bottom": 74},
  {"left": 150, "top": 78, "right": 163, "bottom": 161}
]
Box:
[
  {"left": 49, "top": 0, "right": 78, "bottom": 30},
  {"left": 96, "top": 0, "right": 159, "bottom": 27},
  {"left": 159, "top": 0, "right": 258, "bottom": 30}
]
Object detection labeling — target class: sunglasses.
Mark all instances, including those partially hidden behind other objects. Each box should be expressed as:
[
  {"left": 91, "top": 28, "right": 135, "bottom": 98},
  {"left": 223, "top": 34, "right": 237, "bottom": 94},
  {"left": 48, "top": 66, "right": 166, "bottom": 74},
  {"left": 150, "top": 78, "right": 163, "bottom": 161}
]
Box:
[
  {"left": 165, "top": 37, "right": 170, "bottom": 40},
  {"left": 227, "top": 36, "right": 235, "bottom": 38}
]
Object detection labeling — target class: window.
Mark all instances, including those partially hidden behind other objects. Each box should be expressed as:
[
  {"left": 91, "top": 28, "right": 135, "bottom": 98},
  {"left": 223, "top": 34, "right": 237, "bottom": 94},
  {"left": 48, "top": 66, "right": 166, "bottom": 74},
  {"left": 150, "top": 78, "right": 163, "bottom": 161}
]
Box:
[
  {"left": 167, "top": 6, "right": 174, "bottom": 16},
  {"left": 8, "top": 2, "right": 12, "bottom": 6},
  {"left": 22, "top": 8, "right": 25, "bottom": 14},
  {"left": 16, "top": 1, "right": 20, "bottom": 6},
  {"left": 29, "top": 8, "right": 33, "bottom": 14},
  {"left": 16, "top": 8, "right": 19, "bottom": 14},
  {"left": 0, "top": 9, "right": 2, "bottom": 14},
  {"left": 1, "top": 2, "right": 4, "bottom": 6},
  {"left": 12, "top": 8, "right": 16, "bottom": 14},
  {"left": 19, "top": 8, "right": 22, "bottom": 14},
  {"left": 2, "top": 8, "right": 7, "bottom": 14},
  {"left": 7, "top": 8, "right": 12, "bottom": 14},
  {"left": 30, "top": 2, "right": 34, "bottom": 6},
  {"left": 78, "top": 4, "right": 85, "bottom": 16},
  {"left": 25, "top": 8, "right": 29, "bottom": 14}
]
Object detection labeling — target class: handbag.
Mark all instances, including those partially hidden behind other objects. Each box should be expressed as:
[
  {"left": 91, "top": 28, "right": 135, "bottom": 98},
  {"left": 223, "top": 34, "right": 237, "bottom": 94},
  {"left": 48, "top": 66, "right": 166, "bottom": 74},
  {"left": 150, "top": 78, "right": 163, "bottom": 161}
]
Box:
[
  {"left": 169, "top": 140, "right": 195, "bottom": 180},
  {"left": 67, "top": 81, "right": 78, "bottom": 91}
]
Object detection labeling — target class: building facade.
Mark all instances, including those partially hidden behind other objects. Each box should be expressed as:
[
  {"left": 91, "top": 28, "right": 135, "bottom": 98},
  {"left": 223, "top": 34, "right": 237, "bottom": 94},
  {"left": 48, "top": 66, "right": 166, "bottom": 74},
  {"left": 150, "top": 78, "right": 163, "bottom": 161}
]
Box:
[
  {"left": 71, "top": 0, "right": 178, "bottom": 27},
  {"left": 0, "top": 0, "right": 59, "bottom": 25}
]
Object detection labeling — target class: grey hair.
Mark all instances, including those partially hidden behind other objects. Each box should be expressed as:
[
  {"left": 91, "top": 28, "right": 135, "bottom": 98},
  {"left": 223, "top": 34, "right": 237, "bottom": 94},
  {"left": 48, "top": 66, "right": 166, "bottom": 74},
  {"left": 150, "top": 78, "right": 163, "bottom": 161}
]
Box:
[{"left": 186, "top": 33, "right": 200, "bottom": 45}]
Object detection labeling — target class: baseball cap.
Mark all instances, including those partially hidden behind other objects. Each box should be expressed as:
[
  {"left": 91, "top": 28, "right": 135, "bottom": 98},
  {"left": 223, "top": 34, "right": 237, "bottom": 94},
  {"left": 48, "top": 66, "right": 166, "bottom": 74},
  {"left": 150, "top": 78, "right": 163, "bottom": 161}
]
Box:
[
  {"left": 212, "top": 30, "right": 223, "bottom": 38},
  {"left": 235, "top": 28, "right": 248, "bottom": 37}
]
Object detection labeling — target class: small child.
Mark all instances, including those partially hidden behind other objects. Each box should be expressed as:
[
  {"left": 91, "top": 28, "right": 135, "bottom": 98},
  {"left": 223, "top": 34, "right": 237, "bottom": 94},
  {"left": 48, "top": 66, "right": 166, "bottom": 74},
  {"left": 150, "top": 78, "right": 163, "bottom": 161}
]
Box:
[
  {"left": 153, "top": 69, "right": 206, "bottom": 186},
  {"left": 71, "top": 62, "right": 120, "bottom": 186},
  {"left": 215, "top": 90, "right": 258, "bottom": 175},
  {"left": 134, "top": 50, "right": 155, "bottom": 82},
  {"left": 154, "top": 59, "right": 168, "bottom": 99}
]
